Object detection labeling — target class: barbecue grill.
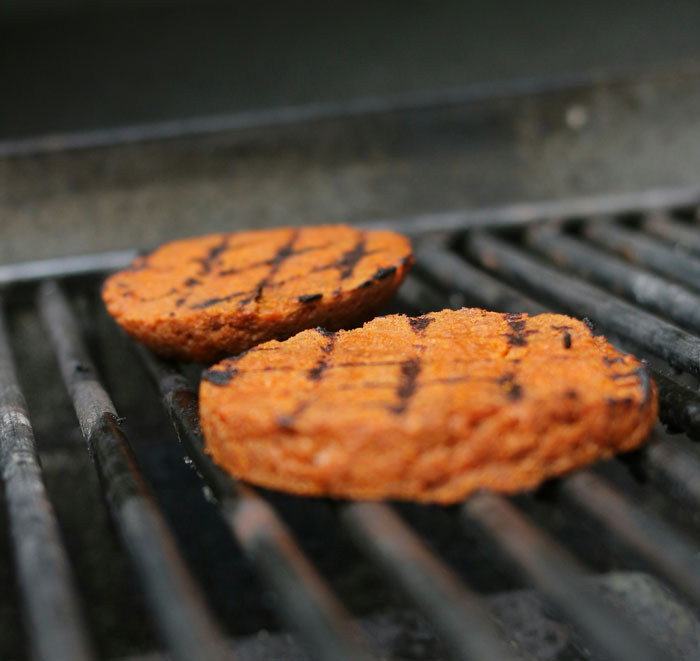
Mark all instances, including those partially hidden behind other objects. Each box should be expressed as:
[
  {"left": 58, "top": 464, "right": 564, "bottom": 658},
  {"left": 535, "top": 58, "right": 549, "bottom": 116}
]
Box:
[{"left": 5, "top": 63, "right": 700, "bottom": 660}]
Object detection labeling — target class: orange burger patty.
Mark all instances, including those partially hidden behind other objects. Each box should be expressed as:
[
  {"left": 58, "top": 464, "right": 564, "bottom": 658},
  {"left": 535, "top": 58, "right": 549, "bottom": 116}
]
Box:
[
  {"left": 200, "top": 308, "right": 658, "bottom": 504},
  {"left": 102, "top": 225, "right": 412, "bottom": 363}
]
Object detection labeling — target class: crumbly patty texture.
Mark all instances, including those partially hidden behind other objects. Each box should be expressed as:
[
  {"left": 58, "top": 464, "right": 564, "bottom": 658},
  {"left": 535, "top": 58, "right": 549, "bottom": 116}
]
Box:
[
  {"left": 200, "top": 308, "right": 658, "bottom": 503},
  {"left": 102, "top": 225, "right": 413, "bottom": 363}
]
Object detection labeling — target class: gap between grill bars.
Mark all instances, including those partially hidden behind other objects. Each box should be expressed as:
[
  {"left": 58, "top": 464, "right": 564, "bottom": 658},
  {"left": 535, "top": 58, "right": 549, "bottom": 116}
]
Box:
[
  {"left": 2, "top": 190, "right": 700, "bottom": 660},
  {"left": 0, "top": 300, "right": 94, "bottom": 661}
]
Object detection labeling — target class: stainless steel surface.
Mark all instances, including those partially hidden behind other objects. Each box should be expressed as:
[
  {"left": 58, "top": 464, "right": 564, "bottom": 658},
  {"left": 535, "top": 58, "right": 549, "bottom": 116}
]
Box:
[{"left": 5, "top": 66, "right": 700, "bottom": 266}]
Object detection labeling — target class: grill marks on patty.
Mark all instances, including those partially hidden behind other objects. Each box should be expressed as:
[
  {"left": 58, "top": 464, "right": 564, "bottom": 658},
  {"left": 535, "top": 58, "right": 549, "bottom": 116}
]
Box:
[
  {"left": 204, "top": 310, "right": 653, "bottom": 421},
  {"left": 312, "top": 236, "right": 372, "bottom": 280},
  {"left": 307, "top": 328, "right": 336, "bottom": 381},
  {"left": 238, "top": 229, "right": 300, "bottom": 306},
  {"left": 390, "top": 358, "right": 422, "bottom": 414},
  {"left": 130, "top": 228, "right": 401, "bottom": 312},
  {"left": 200, "top": 308, "right": 658, "bottom": 503},
  {"left": 504, "top": 313, "right": 538, "bottom": 347},
  {"left": 102, "top": 225, "right": 412, "bottom": 362},
  {"left": 409, "top": 315, "right": 435, "bottom": 334}
]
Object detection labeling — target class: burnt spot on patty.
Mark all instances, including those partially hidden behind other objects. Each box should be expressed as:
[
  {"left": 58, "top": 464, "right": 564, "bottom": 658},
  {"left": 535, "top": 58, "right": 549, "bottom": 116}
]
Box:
[
  {"left": 497, "top": 372, "right": 523, "bottom": 401},
  {"left": 390, "top": 358, "right": 421, "bottom": 414},
  {"left": 409, "top": 315, "right": 435, "bottom": 334},
  {"left": 307, "top": 331, "right": 336, "bottom": 381},
  {"left": 373, "top": 265, "right": 397, "bottom": 280},
  {"left": 563, "top": 331, "right": 572, "bottom": 349},
  {"left": 298, "top": 293, "right": 323, "bottom": 303},
  {"left": 504, "top": 313, "right": 537, "bottom": 347}
]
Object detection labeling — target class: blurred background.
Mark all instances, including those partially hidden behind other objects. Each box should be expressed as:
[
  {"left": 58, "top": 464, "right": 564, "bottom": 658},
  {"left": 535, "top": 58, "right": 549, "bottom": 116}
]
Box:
[
  {"left": 4, "top": 0, "right": 700, "bottom": 137},
  {"left": 5, "top": 5, "right": 700, "bottom": 661},
  {"left": 3, "top": 0, "right": 700, "bottom": 262}
]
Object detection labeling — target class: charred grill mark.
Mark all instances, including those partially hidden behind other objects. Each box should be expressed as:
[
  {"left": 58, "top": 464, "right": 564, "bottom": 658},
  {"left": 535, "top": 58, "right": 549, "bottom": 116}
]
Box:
[
  {"left": 307, "top": 330, "right": 336, "bottom": 381},
  {"left": 551, "top": 325, "right": 573, "bottom": 331},
  {"left": 202, "top": 368, "right": 238, "bottom": 385},
  {"left": 193, "top": 236, "right": 229, "bottom": 275},
  {"left": 338, "top": 238, "right": 367, "bottom": 279},
  {"left": 357, "top": 279, "right": 373, "bottom": 289},
  {"left": 373, "top": 265, "right": 397, "bottom": 280},
  {"left": 239, "top": 230, "right": 300, "bottom": 306},
  {"left": 277, "top": 401, "right": 311, "bottom": 429},
  {"left": 497, "top": 372, "right": 523, "bottom": 401},
  {"left": 307, "top": 363, "right": 328, "bottom": 380},
  {"left": 190, "top": 273, "right": 310, "bottom": 309},
  {"left": 312, "top": 234, "right": 379, "bottom": 280},
  {"left": 563, "top": 331, "right": 572, "bottom": 349},
  {"left": 175, "top": 297, "right": 187, "bottom": 307},
  {"left": 504, "top": 333, "right": 531, "bottom": 347},
  {"left": 184, "top": 277, "right": 202, "bottom": 287},
  {"left": 390, "top": 358, "right": 421, "bottom": 414},
  {"left": 503, "top": 313, "right": 537, "bottom": 347},
  {"left": 298, "top": 293, "right": 323, "bottom": 303},
  {"left": 409, "top": 315, "right": 435, "bottom": 334},
  {"left": 190, "top": 291, "right": 248, "bottom": 309},
  {"left": 218, "top": 242, "right": 332, "bottom": 276},
  {"left": 267, "top": 242, "right": 332, "bottom": 263}
]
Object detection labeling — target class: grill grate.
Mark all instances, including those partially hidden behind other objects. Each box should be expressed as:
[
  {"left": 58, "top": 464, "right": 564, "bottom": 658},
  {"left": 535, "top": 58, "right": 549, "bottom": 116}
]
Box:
[{"left": 3, "top": 192, "right": 700, "bottom": 659}]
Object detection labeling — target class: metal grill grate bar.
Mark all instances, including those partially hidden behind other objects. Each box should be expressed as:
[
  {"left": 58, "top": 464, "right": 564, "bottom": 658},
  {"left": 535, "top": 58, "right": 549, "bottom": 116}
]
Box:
[
  {"left": 584, "top": 222, "right": 700, "bottom": 291},
  {"left": 135, "top": 347, "right": 373, "bottom": 661},
  {"left": 642, "top": 214, "right": 700, "bottom": 257},
  {"left": 526, "top": 226, "right": 700, "bottom": 333},
  {"left": 462, "top": 493, "right": 665, "bottom": 661},
  {"left": 465, "top": 232, "right": 700, "bottom": 378},
  {"left": 340, "top": 502, "right": 517, "bottom": 661},
  {"left": 0, "top": 251, "right": 136, "bottom": 288},
  {"left": 0, "top": 303, "right": 94, "bottom": 661},
  {"left": 560, "top": 471, "right": 700, "bottom": 610},
  {"left": 646, "top": 369, "right": 700, "bottom": 440},
  {"left": 638, "top": 432, "right": 700, "bottom": 511},
  {"left": 415, "top": 245, "right": 547, "bottom": 314},
  {"left": 36, "top": 281, "right": 230, "bottom": 661}
]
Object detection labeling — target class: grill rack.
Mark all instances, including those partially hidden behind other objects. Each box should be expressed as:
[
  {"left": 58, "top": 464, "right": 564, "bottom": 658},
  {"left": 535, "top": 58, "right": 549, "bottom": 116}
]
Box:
[{"left": 3, "top": 192, "right": 700, "bottom": 659}]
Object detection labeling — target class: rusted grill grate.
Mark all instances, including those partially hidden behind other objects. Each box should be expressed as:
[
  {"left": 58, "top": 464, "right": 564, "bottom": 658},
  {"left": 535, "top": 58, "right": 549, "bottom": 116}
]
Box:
[{"left": 3, "top": 191, "right": 700, "bottom": 660}]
